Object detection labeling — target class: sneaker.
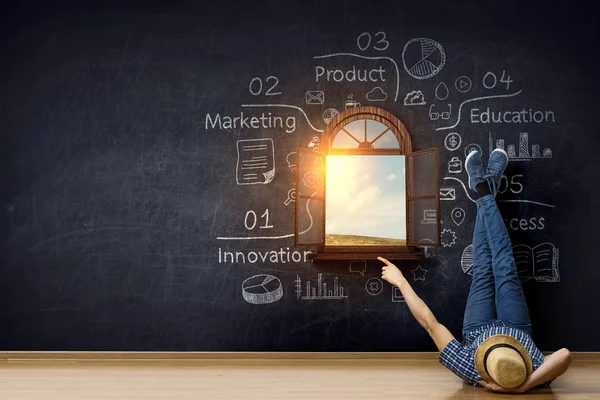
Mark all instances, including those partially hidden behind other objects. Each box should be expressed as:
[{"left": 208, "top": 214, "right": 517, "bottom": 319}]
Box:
[
  {"left": 486, "top": 148, "right": 509, "bottom": 191},
  {"left": 465, "top": 150, "right": 487, "bottom": 191}
]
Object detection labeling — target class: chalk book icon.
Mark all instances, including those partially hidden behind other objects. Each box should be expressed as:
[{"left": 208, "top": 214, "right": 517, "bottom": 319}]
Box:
[
  {"left": 236, "top": 139, "right": 275, "bottom": 185},
  {"left": 242, "top": 274, "right": 283, "bottom": 304},
  {"left": 514, "top": 243, "right": 560, "bottom": 282},
  {"left": 306, "top": 90, "right": 325, "bottom": 104}
]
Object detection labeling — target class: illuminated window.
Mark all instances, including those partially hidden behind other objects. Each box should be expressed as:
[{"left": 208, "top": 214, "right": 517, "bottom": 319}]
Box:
[{"left": 295, "top": 106, "right": 440, "bottom": 261}]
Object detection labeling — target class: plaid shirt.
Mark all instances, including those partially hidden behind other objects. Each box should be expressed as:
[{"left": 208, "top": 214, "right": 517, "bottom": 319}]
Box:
[{"left": 439, "top": 320, "right": 551, "bottom": 387}]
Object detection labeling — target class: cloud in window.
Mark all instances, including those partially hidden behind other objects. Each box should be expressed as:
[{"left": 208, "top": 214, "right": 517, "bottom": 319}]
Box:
[{"left": 386, "top": 173, "right": 397, "bottom": 182}]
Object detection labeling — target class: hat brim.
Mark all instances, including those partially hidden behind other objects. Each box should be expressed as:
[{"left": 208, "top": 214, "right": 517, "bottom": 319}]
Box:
[{"left": 474, "top": 334, "right": 533, "bottom": 385}]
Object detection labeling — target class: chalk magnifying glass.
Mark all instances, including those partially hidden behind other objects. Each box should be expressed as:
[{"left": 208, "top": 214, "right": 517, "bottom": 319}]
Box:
[{"left": 284, "top": 188, "right": 296, "bottom": 206}]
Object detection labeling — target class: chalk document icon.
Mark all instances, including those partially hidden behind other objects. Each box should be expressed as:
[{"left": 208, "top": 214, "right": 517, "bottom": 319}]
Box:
[
  {"left": 236, "top": 139, "right": 275, "bottom": 185},
  {"left": 402, "top": 38, "right": 446, "bottom": 79},
  {"left": 242, "top": 274, "right": 283, "bottom": 304}
]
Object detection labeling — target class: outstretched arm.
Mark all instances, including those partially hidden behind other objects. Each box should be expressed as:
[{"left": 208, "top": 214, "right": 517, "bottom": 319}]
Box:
[{"left": 379, "top": 256, "right": 455, "bottom": 351}]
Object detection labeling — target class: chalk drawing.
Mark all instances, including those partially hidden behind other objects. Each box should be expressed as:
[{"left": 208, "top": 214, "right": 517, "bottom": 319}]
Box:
[
  {"left": 241, "top": 104, "right": 324, "bottom": 133},
  {"left": 306, "top": 90, "right": 325, "bottom": 105},
  {"left": 497, "top": 200, "right": 555, "bottom": 208},
  {"left": 435, "top": 90, "right": 523, "bottom": 131},
  {"left": 284, "top": 188, "right": 296, "bottom": 206},
  {"left": 514, "top": 243, "right": 560, "bottom": 283},
  {"left": 349, "top": 260, "right": 367, "bottom": 276},
  {"left": 421, "top": 209, "right": 437, "bottom": 224},
  {"left": 345, "top": 93, "right": 361, "bottom": 110},
  {"left": 249, "top": 76, "right": 281, "bottom": 96},
  {"left": 242, "top": 274, "right": 283, "bottom": 304},
  {"left": 489, "top": 132, "right": 552, "bottom": 161},
  {"left": 455, "top": 76, "right": 472, "bottom": 93},
  {"left": 314, "top": 53, "right": 400, "bottom": 101},
  {"left": 444, "top": 132, "right": 462, "bottom": 151},
  {"left": 366, "top": 86, "right": 388, "bottom": 101},
  {"left": 404, "top": 90, "right": 426, "bottom": 106},
  {"left": 402, "top": 38, "right": 446, "bottom": 80},
  {"left": 448, "top": 157, "right": 463, "bottom": 174},
  {"left": 441, "top": 228, "right": 457, "bottom": 247},
  {"left": 443, "top": 177, "right": 477, "bottom": 203},
  {"left": 392, "top": 287, "right": 406, "bottom": 303},
  {"left": 429, "top": 103, "right": 452, "bottom": 120},
  {"left": 435, "top": 82, "right": 449, "bottom": 100},
  {"left": 461, "top": 244, "right": 474, "bottom": 275},
  {"left": 451, "top": 207, "right": 466, "bottom": 226},
  {"left": 464, "top": 143, "right": 483, "bottom": 159},
  {"left": 323, "top": 108, "right": 339, "bottom": 124},
  {"left": 216, "top": 191, "right": 316, "bottom": 240},
  {"left": 365, "top": 277, "right": 384, "bottom": 296},
  {"left": 308, "top": 136, "right": 321, "bottom": 152},
  {"left": 411, "top": 265, "right": 428, "bottom": 281},
  {"left": 440, "top": 187, "right": 456, "bottom": 201},
  {"left": 357, "top": 31, "right": 390, "bottom": 51},
  {"left": 297, "top": 274, "right": 348, "bottom": 300},
  {"left": 236, "top": 139, "right": 275, "bottom": 185}
]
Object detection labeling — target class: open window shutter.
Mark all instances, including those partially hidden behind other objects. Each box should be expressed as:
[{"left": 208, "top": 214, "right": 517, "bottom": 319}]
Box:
[
  {"left": 406, "top": 148, "right": 440, "bottom": 246},
  {"left": 295, "top": 148, "right": 325, "bottom": 246}
]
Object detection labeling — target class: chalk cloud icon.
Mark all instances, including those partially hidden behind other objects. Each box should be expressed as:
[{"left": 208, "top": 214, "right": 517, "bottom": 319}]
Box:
[
  {"left": 404, "top": 90, "right": 426, "bottom": 106},
  {"left": 242, "top": 274, "right": 283, "bottom": 304},
  {"left": 366, "top": 86, "right": 388, "bottom": 102},
  {"left": 402, "top": 38, "right": 446, "bottom": 80}
]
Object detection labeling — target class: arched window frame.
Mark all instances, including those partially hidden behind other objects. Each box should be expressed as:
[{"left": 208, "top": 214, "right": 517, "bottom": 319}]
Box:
[{"left": 295, "top": 106, "right": 441, "bottom": 261}]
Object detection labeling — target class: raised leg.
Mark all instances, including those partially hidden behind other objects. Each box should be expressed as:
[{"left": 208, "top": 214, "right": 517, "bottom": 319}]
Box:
[
  {"left": 477, "top": 194, "right": 532, "bottom": 336},
  {"left": 462, "top": 204, "right": 496, "bottom": 337}
]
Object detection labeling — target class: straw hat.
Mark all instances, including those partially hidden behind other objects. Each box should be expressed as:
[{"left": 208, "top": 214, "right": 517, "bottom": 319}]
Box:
[{"left": 474, "top": 334, "right": 533, "bottom": 389}]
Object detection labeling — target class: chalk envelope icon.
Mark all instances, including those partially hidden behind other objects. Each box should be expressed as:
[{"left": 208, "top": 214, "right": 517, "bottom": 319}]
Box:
[
  {"left": 242, "top": 274, "right": 283, "bottom": 304},
  {"left": 306, "top": 90, "right": 325, "bottom": 104}
]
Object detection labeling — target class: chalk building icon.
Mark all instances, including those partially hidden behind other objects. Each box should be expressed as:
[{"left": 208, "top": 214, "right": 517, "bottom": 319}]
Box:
[
  {"left": 295, "top": 274, "right": 348, "bottom": 300},
  {"left": 489, "top": 132, "right": 552, "bottom": 161}
]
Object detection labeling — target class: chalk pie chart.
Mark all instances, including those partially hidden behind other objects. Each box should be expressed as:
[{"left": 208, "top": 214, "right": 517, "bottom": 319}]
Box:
[
  {"left": 402, "top": 38, "right": 446, "bottom": 79},
  {"left": 242, "top": 274, "right": 283, "bottom": 304},
  {"left": 461, "top": 245, "right": 474, "bottom": 275}
]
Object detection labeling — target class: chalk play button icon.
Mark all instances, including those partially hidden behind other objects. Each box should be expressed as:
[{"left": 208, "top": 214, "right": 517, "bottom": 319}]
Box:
[{"left": 455, "top": 76, "right": 472, "bottom": 93}]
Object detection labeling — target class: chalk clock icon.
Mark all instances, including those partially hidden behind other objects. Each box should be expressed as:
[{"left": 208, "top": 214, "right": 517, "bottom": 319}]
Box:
[{"left": 242, "top": 274, "right": 283, "bottom": 304}]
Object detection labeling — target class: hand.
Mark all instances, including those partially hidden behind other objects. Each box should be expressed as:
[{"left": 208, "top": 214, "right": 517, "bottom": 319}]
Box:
[
  {"left": 378, "top": 257, "right": 405, "bottom": 288},
  {"left": 478, "top": 380, "right": 526, "bottom": 394}
]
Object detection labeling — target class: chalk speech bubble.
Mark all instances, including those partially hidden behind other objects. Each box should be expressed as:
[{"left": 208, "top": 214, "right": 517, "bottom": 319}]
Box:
[{"left": 349, "top": 260, "right": 367, "bottom": 276}]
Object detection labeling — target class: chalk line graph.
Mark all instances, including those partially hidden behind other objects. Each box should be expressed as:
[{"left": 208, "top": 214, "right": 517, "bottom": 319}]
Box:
[
  {"left": 313, "top": 53, "right": 400, "bottom": 102},
  {"left": 241, "top": 104, "right": 323, "bottom": 133},
  {"left": 435, "top": 90, "right": 523, "bottom": 131},
  {"left": 216, "top": 193, "right": 316, "bottom": 240},
  {"left": 443, "top": 177, "right": 555, "bottom": 208}
]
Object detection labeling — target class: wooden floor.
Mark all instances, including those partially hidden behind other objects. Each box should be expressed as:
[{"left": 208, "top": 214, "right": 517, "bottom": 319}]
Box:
[{"left": 1, "top": 353, "right": 599, "bottom": 399}]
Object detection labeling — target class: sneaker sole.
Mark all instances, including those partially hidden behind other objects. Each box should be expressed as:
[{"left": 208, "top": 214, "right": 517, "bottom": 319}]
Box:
[
  {"left": 490, "top": 147, "right": 509, "bottom": 161},
  {"left": 465, "top": 150, "right": 480, "bottom": 190}
]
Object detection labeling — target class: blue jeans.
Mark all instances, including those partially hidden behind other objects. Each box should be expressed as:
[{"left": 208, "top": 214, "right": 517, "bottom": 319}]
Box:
[{"left": 462, "top": 194, "right": 532, "bottom": 337}]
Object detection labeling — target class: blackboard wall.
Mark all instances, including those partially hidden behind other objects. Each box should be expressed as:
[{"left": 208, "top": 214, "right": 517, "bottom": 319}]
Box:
[{"left": 1, "top": 0, "right": 599, "bottom": 351}]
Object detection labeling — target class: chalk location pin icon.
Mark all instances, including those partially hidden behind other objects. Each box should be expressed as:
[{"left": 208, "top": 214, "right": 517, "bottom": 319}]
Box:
[{"left": 451, "top": 207, "right": 465, "bottom": 226}]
